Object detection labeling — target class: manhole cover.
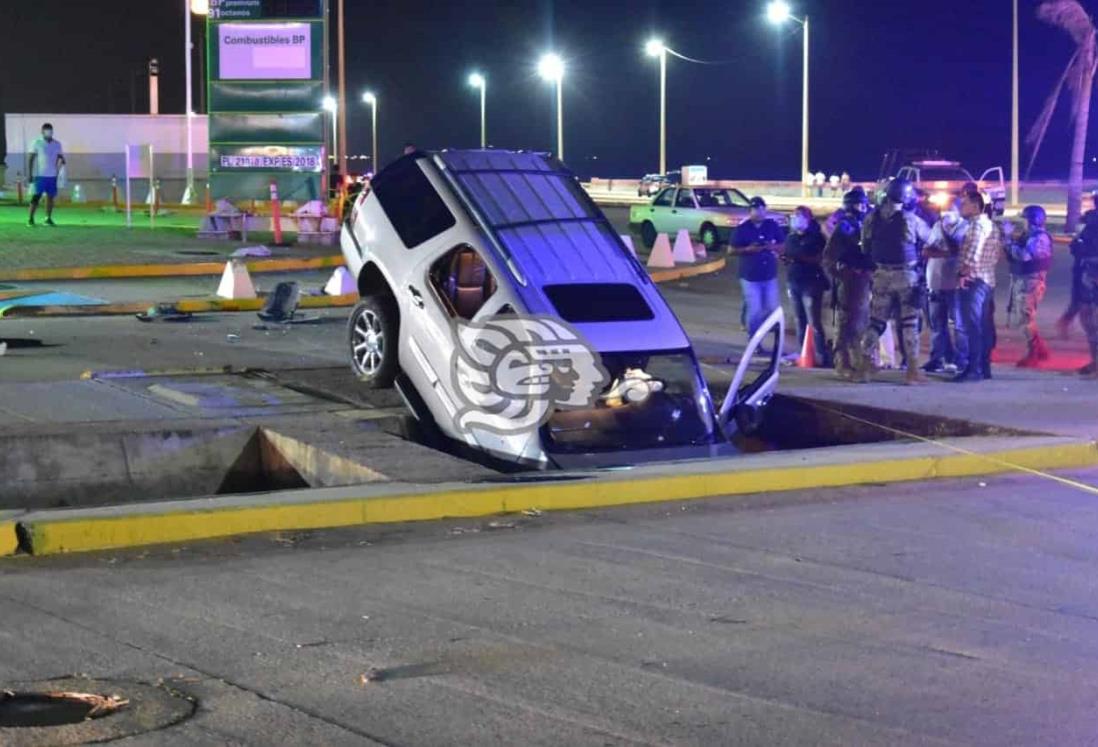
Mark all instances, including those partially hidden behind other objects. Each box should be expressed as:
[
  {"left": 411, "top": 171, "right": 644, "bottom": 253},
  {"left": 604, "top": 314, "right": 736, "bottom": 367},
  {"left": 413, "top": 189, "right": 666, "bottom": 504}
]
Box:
[{"left": 0, "top": 677, "right": 194, "bottom": 746}]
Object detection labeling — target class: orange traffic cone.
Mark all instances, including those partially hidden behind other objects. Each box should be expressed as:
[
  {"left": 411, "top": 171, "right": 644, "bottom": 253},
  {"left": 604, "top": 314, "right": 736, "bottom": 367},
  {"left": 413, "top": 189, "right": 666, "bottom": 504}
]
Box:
[{"left": 797, "top": 325, "right": 816, "bottom": 368}]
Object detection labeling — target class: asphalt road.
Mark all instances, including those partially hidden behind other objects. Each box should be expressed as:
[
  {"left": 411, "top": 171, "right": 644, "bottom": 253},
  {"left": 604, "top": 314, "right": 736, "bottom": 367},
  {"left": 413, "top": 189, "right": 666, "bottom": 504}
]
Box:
[{"left": 4, "top": 469, "right": 1098, "bottom": 745}]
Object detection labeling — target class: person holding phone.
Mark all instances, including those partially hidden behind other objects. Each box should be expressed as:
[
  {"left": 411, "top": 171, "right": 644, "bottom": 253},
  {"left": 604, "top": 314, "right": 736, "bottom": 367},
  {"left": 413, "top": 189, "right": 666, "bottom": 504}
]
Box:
[{"left": 730, "top": 196, "right": 784, "bottom": 352}]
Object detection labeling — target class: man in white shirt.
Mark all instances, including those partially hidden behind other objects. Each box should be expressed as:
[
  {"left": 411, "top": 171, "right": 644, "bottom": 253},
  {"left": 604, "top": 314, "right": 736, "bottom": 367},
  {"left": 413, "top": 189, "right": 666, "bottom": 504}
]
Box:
[{"left": 27, "top": 122, "right": 65, "bottom": 227}]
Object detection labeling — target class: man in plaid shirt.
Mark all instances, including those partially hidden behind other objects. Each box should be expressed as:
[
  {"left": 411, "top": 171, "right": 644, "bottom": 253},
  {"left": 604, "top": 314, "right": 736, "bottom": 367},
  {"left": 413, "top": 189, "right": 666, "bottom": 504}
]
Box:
[{"left": 953, "top": 189, "right": 1003, "bottom": 382}]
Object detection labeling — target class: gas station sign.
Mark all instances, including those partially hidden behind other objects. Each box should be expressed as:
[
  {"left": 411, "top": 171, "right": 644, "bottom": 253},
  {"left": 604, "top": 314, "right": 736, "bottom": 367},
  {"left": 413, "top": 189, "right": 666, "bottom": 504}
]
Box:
[{"left": 207, "top": 0, "right": 327, "bottom": 201}]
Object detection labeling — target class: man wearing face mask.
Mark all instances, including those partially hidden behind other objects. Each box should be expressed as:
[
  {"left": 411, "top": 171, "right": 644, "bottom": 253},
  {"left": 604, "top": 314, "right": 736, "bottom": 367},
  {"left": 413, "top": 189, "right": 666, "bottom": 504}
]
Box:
[
  {"left": 921, "top": 197, "right": 969, "bottom": 374},
  {"left": 857, "top": 178, "right": 932, "bottom": 384},
  {"left": 27, "top": 123, "right": 65, "bottom": 227}
]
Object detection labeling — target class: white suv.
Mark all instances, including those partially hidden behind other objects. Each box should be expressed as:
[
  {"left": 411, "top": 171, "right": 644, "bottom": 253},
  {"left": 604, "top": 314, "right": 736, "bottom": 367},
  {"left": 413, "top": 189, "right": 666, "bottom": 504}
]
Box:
[{"left": 340, "top": 149, "right": 782, "bottom": 468}]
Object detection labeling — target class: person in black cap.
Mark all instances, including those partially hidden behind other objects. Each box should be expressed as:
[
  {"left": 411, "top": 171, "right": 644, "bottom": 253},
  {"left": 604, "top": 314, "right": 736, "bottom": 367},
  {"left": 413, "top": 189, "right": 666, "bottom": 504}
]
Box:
[{"left": 730, "top": 197, "right": 784, "bottom": 348}]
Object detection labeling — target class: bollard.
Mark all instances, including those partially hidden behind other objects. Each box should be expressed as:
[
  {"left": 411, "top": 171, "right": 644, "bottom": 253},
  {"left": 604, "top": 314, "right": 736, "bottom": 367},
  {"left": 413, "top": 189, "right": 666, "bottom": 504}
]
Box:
[
  {"left": 153, "top": 179, "right": 162, "bottom": 216},
  {"left": 111, "top": 176, "right": 120, "bottom": 211},
  {"left": 270, "top": 180, "right": 283, "bottom": 245},
  {"left": 16, "top": 175, "right": 24, "bottom": 205},
  {"left": 204, "top": 182, "right": 213, "bottom": 214}
]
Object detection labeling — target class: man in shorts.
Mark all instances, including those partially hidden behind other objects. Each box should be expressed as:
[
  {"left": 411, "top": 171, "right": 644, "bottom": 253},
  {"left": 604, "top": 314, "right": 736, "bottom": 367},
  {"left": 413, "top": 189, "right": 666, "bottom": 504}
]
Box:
[{"left": 28, "top": 122, "right": 65, "bottom": 227}]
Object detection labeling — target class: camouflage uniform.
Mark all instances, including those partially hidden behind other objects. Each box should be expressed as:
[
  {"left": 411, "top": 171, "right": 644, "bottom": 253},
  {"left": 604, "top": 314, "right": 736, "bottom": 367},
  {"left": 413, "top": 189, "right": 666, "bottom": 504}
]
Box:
[
  {"left": 822, "top": 209, "right": 871, "bottom": 376},
  {"left": 1074, "top": 234, "right": 1098, "bottom": 375},
  {"left": 1006, "top": 227, "right": 1053, "bottom": 364},
  {"left": 858, "top": 203, "right": 932, "bottom": 381}
]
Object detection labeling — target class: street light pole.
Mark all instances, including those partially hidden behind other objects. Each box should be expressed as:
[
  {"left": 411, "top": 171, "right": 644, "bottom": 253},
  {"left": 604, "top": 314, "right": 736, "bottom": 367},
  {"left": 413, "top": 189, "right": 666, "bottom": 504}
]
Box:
[
  {"left": 766, "top": 1, "right": 809, "bottom": 196},
  {"left": 337, "top": 0, "right": 347, "bottom": 177},
  {"left": 363, "top": 92, "right": 378, "bottom": 173},
  {"left": 1011, "top": 0, "right": 1020, "bottom": 207},
  {"left": 468, "top": 73, "right": 486, "bottom": 148},
  {"left": 538, "top": 54, "right": 565, "bottom": 162},
  {"left": 323, "top": 96, "right": 338, "bottom": 171},
  {"left": 645, "top": 39, "right": 667, "bottom": 175},
  {"left": 183, "top": 0, "right": 195, "bottom": 205},
  {"left": 801, "top": 14, "right": 809, "bottom": 199}
]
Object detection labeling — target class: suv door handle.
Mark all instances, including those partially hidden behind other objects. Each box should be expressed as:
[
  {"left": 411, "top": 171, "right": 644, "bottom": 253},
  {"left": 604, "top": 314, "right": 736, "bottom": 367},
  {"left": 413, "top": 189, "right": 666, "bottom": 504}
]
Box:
[{"left": 407, "top": 286, "right": 424, "bottom": 308}]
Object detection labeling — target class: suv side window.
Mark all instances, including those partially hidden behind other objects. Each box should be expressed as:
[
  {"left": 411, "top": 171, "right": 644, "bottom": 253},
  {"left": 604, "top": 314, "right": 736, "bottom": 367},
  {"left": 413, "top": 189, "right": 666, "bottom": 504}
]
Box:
[
  {"left": 675, "top": 189, "right": 695, "bottom": 208},
  {"left": 427, "top": 245, "right": 497, "bottom": 320},
  {"left": 370, "top": 157, "right": 456, "bottom": 249},
  {"left": 652, "top": 188, "right": 674, "bottom": 207}
]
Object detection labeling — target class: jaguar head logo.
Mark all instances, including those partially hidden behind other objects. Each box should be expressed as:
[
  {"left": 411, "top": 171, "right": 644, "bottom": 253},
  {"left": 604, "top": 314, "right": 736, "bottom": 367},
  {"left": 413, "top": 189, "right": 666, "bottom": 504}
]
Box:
[{"left": 451, "top": 315, "right": 608, "bottom": 436}]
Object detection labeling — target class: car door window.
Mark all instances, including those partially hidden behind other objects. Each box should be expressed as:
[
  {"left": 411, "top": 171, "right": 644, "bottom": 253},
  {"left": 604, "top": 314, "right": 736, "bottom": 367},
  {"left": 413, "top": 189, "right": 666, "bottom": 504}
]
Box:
[
  {"left": 427, "top": 245, "right": 497, "bottom": 320},
  {"left": 652, "top": 188, "right": 673, "bottom": 207},
  {"left": 675, "top": 189, "right": 694, "bottom": 208}
]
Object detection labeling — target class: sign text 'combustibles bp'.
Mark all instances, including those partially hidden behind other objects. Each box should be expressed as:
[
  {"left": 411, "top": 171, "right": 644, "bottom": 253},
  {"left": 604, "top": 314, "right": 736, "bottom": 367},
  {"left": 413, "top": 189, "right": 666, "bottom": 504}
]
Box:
[{"left": 218, "top": 23, "right": 312, "bottom": 80}]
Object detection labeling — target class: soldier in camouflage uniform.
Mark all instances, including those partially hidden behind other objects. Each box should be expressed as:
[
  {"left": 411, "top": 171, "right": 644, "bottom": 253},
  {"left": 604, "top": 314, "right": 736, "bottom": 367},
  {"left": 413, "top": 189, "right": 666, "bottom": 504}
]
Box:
[
  {"left": 823, "top": 187, "right": 872, "bottom": 379},
  {"left": 1071, "top": 211, "right": 1098, "bottom": 376},
  {"left": 1005, "top": 206, "right": 1053, "bottom": 367},
  {"left": 857, "top": 179, "right": 933, "bottom": 384}
]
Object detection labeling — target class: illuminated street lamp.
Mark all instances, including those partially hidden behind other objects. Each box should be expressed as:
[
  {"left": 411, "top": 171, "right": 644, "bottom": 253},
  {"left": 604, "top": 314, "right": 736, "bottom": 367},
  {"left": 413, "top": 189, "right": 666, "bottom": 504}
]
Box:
[
  {"left": 323, "top": 96, "right": 338, "bottom": 168},
  {"left": 645, "top": 38, "right": 667, "bottom": 175},
  {"left": 537, "top": 53, "right": 565, "bottom": 161},
  {"left": 362, "top": 92, "right": 378, "bottom": 174},
  {"left": 766, "top": 1, "right": 810, "bottom": 195},
  {"left": 468, "top": 72, "right": 487, "bottom": 148}
]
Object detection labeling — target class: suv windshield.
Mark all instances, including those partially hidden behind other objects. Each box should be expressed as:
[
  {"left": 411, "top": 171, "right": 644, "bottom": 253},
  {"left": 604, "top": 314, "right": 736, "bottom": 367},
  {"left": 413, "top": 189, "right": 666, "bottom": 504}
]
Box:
[
  {"left": 542, "top": 350, "right": 717, "bottom": 453},
  {"left": 917, "top": 167, "right": 974, "bottom": 182},
  {"left": 695, "top": 188, "right": 751, "bottom": 208}
]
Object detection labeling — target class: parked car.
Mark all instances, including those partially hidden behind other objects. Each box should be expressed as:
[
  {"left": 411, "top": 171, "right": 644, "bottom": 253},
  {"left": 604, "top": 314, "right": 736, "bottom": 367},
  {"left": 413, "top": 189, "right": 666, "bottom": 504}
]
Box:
[
  {"left": 637, "top": 171, "right": 680, "bottom": 197},
  {"left": 876, "top": 152, "right": 1005, "bottom": 216},
  {"left": 341, "top": 149, "right": 782, "bottom": 468},
  {"left": 629, "top": 186, "right": 788, "bottom": 251}
]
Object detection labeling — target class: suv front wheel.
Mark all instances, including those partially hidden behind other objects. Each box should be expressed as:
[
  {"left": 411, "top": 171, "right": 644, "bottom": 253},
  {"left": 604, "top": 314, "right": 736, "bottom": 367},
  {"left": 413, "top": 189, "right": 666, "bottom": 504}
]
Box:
[{"left": 348, "top": 295, "right": 399, "bottom": 388}]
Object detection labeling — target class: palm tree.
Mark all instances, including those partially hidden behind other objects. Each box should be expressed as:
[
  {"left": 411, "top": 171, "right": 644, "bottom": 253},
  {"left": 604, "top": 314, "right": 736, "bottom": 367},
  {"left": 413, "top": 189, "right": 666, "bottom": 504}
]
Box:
[{"left": 1026, "top": 0, "right": 1097, "bottom": 232}]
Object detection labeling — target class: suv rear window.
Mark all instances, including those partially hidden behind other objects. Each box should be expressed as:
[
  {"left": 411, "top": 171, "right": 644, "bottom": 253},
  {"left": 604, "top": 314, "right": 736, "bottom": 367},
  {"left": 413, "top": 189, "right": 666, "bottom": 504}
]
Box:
[
  {"left": 371, "top": 157, "right": 456, "bottom": 248},
  {"left": 543, "top": 283, "right": 654, "bottom": 323}
]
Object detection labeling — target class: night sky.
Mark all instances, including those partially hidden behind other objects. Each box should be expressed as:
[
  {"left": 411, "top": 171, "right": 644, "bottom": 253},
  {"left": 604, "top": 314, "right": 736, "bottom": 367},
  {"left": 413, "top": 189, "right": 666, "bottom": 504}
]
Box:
[{"left": 1, "top": 0, "right": 1091, "bottom": 180}]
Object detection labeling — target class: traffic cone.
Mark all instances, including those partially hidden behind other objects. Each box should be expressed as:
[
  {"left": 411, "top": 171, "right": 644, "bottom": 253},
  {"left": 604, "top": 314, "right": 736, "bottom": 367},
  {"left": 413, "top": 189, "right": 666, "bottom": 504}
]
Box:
[
  {"left": 323, "top": 266, "right": 356, "bottom": 296},
  {"left": 647, "top": 233, "right": 675, "bottom": 269},
  {"left": 620, "top": 234, "right": 637, "bottom": 258},
  {"left": 797, "top": 325, "right": 816, "bottom": 368},
  {"left": 216, "top": 259, "right": 257, "bottom": 300},
  {"left": 672, "top": 229, "right": 696, "bottom": 264}
]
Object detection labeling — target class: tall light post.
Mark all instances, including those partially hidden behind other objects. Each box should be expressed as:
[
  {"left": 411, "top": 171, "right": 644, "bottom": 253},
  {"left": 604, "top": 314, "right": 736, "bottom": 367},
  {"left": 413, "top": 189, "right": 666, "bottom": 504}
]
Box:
[
  {"left": 184, "top": 0, "right": 209, "bottom": 205},
  {"left": 1011, "top": 0, "right": 1020, "bottom": 207},
  {"left": 468, "top": 72, "right": 487, "bottom": 148},
  {"left": 645, "top": 39, "right": 667, "bottom": 175},
  {"left": 322, "top": 96, "right": 338, "bottom": 172},
  {"left": 362, "top": 92, "right": 378, "bottom": 174},
  {"left": 766, "top": 1, "right": 809, "bottom": 196},
  {"left": 537, "top": 53, "right": 565, "bottom": 162}
]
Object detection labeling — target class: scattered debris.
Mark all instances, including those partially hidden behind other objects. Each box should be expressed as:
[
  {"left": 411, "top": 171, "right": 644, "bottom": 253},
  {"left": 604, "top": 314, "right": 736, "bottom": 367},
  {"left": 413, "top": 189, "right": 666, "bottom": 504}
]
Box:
[
  {"left": 226, "top": 333, "right": 240, "bottom": 343},
  {"left": 232, "top": 245, "right": 272, "bottom": 258},
  {"left": 521, "top": 507, "right": 543, "bottom": 517},
  {"left": 257, "top": 281, "right": 318, "bottom": 324},
  {"left": 486, "top": 520, "right": 516, "bottom": 530},
  {"left": 978, "top": 481, "right": 988, "bottom": 488},
  {"left": 0, "top": 342, "right": 6, "bottom": 356},
  {"left": 136, "top": 304, "right": 193, "bottom": 323}
]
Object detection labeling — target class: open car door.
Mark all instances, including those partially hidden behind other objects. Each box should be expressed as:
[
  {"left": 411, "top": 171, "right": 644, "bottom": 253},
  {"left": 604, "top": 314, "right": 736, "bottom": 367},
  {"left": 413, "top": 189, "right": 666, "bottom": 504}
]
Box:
[
  {"left": 718, "top": 307, "right": 784, "bottom": 437},
  {"left": 978, "top": 167, "right": 1005, "bottom": 190}
]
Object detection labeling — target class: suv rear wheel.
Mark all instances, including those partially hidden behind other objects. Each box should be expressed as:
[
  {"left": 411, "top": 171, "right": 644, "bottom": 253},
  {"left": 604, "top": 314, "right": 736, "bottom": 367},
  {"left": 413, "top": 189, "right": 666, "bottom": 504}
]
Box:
[{"left": 348, "top": 295, "right": 399, "bottom": 388}]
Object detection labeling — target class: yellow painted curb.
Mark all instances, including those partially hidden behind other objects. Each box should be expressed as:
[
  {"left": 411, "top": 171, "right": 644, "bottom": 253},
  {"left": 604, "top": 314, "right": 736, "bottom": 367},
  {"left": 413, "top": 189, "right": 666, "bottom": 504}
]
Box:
[
  {"left": 1, "top": 293, "right": 359, "bottom": 318},
  {"left": 0, "top": 255, "right": 344, "bottom": 283},
  {"left": 0, "top": 517, "right": 20, "bottom": 556},
  {"left": 649, "top": 257, "right": 726, "bottom": 283},
  {"left": 17, "top": 439, "right": 1098, "bottom": 556}
]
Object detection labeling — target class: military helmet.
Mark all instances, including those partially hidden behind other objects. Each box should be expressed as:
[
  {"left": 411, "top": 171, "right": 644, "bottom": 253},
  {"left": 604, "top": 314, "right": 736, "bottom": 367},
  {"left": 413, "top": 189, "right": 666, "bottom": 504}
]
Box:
[
  {"left": 885, "top": 178, "right": 915, "bottom": 208},
  {"left": 842, "top": 186, "right": 868, "bottom": 211},
  {"left": 1021, "top": 204, "right": 1046, "bottom": 228}
]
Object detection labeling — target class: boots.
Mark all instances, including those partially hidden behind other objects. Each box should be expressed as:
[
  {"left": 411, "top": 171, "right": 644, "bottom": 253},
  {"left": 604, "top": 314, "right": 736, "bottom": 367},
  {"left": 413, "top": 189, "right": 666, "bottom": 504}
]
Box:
[
  {"left": 904, "top": 366, "right": 928, "bottom": 385},
  {"left": 1081, "top": 343, "right": 1098, "bottom": 377}
]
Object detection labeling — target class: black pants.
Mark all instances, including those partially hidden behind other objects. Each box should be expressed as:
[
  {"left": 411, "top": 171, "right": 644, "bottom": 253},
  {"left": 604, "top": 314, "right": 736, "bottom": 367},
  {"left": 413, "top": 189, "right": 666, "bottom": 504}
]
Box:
[{"left": 788, "top": 281, "right": 831, "bottom": 365}]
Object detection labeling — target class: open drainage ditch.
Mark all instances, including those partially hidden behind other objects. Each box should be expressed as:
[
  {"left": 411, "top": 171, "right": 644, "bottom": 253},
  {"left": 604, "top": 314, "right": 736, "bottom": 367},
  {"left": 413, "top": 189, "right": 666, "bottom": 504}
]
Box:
[{"left": 0, "top": 392, "right": 1030, "bottom": 516}]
